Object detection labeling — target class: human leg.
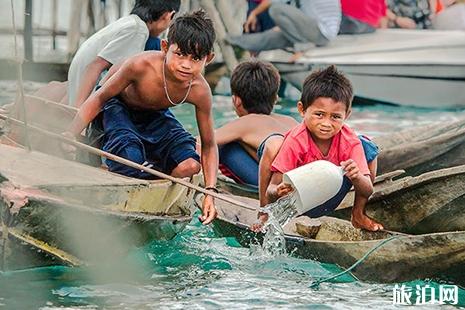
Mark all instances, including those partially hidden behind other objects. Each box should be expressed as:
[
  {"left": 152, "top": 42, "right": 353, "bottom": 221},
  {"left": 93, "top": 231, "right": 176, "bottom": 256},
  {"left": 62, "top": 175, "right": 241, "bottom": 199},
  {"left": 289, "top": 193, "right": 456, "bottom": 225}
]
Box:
[
  {"left": 102, "top": 99, "right": 156, "bottom": 178},
  {"left": 351, "top": 191, "right": 384, "bottom": 231},
  {"left": 352, "top": 135, "right": 383, "bottom": 230},
  {"left": 145, "top": 110, "right": 200, "bottom": 177},
  {"left": 226, "top": 27, "right": 291, "bottom": 52},
  {"left": 269, "top": 3, "right": 329, "bottom": 49},
  {"left": 219, "top": 142, "right": 259, "bottom": 186}
]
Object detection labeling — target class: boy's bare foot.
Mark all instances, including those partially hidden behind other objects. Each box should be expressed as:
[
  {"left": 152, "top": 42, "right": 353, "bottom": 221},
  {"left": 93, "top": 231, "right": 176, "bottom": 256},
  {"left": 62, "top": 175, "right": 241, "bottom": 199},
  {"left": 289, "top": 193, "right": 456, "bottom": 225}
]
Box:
[
  {"left": 351, "top": 213, "right": 384, "bottom": 232},
  {"left": 288, "top": 52, "right": 303, "bottom": 63}
]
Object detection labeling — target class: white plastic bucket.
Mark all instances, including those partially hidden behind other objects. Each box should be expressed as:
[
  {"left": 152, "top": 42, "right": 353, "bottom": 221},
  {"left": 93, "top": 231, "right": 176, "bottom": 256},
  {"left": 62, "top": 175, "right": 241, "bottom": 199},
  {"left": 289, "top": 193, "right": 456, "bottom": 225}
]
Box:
[{"left": 282, "top": 160, "right": 345, "bottom": 215}]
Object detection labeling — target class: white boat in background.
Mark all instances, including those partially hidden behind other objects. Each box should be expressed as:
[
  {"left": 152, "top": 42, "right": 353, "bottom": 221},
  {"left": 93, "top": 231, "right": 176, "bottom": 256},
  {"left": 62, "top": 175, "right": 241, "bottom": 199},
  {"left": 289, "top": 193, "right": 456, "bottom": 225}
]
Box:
[{"left": 259, "top": 29, "right": 465, "bottom": 109}]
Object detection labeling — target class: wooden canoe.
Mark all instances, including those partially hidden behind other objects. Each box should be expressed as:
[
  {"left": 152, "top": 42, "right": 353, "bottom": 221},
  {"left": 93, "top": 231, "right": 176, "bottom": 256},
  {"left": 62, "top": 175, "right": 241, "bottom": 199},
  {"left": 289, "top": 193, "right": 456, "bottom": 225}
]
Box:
[
  {"left": 374, "top": 116, "right": 465, "bottom": 175},
  {"left": 335, "top": 164, "right": 465, "bottom": 234},
  {"left": 200, "top": 193, "right": 465, "bottom": 285},
  {"left": 0, "top": 143, "right": 199, "bottom": 270},
  {"left": 220, "top": 164, "right": 465, "bottom": 234}
]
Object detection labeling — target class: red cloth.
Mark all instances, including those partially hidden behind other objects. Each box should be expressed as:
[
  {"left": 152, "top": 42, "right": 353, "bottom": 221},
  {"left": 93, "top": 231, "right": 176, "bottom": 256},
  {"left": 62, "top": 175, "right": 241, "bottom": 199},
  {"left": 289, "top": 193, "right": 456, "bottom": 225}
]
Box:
[
  {"left": 271, "top": 122, "right": 370, "bottom": 176},
  {"left": 341, "top": 0, "right": 387, "bottom": 28}
]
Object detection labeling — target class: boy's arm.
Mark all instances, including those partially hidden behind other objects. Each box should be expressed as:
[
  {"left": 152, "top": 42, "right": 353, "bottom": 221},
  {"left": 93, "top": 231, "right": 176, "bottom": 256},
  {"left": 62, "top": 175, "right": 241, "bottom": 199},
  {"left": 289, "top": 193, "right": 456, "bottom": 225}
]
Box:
[
  {"left": 266, "top": 172, "right": 283, "bottom": 203},
  {"left": 214, "top": 118, "right": 247, "bottom": 146},
  {"left": 67, "top": 58, "right": 140, "bottom": 137},
  {"left": 73, "top": 57, "right": 111, "bottom": 108},
  {"left": 341, "top": 159, "right": 373, "bottom": 198},
  {"left": 195, "top": 89, "right": 219, "bottom": 225}
]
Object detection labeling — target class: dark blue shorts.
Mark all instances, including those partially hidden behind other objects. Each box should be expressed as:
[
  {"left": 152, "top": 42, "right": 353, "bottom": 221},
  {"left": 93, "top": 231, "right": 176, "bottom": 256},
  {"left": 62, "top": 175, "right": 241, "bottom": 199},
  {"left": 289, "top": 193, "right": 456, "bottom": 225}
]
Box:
[
  {"left": 303, "top": 135, "right": 379, "bottom": 218},
  {"left": 101, "top": 97, "right": 199, "bottom": 179}
]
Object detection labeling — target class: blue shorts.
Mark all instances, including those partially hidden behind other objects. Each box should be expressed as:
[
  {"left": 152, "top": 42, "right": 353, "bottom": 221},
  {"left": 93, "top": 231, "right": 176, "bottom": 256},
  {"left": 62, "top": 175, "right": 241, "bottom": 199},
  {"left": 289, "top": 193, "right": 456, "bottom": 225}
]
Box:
[
  {"left": 219, "top": 142, "right": 259, "bottom": 187},
  {"left": 100, "top": 96, "right": 199, "bottom": 179},
  {"left": 303, "top": 135, "right": 379, "bottom": 218}
]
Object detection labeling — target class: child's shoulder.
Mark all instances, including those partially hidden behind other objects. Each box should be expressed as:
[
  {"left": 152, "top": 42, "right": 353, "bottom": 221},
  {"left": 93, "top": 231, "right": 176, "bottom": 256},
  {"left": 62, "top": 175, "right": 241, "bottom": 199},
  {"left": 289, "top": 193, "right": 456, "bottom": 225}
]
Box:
[{"left": 339, "top": 124, "right": 362, "bottom": 147}]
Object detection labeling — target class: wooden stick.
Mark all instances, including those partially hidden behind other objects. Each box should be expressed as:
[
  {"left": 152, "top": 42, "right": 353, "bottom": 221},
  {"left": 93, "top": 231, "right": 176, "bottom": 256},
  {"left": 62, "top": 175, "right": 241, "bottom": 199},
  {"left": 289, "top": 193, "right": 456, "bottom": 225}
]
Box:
[
  {"left": 10, "top": 0, "right": 31, "bottom": 151},
  {"left": 0, "top": 114, "right": 257, "bottom": 211}
]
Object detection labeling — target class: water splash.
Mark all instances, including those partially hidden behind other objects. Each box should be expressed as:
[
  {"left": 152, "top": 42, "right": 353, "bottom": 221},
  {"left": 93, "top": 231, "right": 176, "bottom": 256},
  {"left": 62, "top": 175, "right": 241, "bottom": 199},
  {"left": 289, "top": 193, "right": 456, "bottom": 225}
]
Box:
[{"left": 254, "top": 193, "right": 298, "bottom": 257}]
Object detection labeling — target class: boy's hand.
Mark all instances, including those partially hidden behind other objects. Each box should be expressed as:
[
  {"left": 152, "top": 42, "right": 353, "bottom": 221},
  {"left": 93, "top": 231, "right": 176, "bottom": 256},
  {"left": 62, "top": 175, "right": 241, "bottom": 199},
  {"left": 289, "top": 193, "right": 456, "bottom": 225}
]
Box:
[
  {"left": 199, "top": 194, "right": 217, "bottom": 225},
  {"left": 250, "top": 211, "right": 269, "bottom": 233},
  {"left": 341, "top": 159, "right": 361, "bottom": 181},
  {"left": 276, "top": 182, "right": 294, "bottom": 198}
]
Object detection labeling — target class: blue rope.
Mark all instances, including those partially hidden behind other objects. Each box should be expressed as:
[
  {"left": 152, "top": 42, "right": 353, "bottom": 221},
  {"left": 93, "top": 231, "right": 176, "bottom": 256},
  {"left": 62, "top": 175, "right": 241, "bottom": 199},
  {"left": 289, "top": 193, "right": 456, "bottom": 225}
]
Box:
[{"left": 310, "top": 235, "right": 400, "bottom": 288}]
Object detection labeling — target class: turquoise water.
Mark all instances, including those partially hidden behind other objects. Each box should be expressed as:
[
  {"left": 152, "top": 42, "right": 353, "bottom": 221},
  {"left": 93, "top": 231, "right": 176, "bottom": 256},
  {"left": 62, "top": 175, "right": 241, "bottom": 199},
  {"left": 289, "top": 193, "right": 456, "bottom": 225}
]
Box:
[
  {"left": 2, "top": 217, "right": 464, "bottom": 309},
  {"left": 1, "top": 82, "right": 465, "bottom": 308}
]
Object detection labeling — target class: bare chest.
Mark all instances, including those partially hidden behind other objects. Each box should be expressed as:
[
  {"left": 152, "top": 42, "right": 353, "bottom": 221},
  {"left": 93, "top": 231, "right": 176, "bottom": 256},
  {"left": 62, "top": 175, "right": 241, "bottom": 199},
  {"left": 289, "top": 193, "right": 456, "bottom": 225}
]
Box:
[{"left": 121, "top": 78, "right": 192, "bottom": 110}]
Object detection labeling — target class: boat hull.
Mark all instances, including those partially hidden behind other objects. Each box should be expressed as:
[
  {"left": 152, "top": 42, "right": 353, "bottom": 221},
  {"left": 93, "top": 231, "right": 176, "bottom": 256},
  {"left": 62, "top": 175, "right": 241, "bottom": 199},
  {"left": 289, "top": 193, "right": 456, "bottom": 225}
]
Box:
[
  {"left": 204, "top": 194, "right": 465, "bottom": 285},
  {"left": 0, "top": 144, "right": 198, "bottom": 270}
]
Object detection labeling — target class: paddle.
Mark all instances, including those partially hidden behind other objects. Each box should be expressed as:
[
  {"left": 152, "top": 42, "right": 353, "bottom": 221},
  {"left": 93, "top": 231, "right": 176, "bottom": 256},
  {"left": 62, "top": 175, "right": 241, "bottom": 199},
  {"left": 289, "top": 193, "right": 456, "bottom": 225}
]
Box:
[{"left": 0, "top": 114, "right": 257, "bottom": 212}]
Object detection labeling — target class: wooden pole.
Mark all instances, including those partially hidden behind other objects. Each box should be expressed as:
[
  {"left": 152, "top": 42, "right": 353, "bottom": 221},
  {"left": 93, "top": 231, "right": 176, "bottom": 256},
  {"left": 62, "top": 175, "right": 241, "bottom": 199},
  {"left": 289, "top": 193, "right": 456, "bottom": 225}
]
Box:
[
  {"left": 23, "top": 0, "right": 33, "bottom": 61},
  {"left": 10, "top": 0, "right": 31, "bottom": 151},
  {"left": 199, "top": 0, "right": 238, "bottom": 74},
  {"left": 52, "top": 0, "right": 58, "bottom": 50},
  {"left": 0, "top": 114, "right": 257, "bottom": 212},
  {"left": 216, "top": 0, "right": 242, "bottom": 35},
  {"left": 67, "top": 0, "right": 85, "bottom": 59}
]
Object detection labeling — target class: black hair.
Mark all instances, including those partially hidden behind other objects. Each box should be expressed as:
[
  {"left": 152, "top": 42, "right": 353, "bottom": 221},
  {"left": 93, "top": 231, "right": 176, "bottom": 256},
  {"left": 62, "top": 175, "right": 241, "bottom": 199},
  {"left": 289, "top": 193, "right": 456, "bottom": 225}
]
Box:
[
  {"left": 230, "top": 60, "right": 280, "bottom": 115},
  {"left": 300, "top": 65, "right": 353, "bottom": 111},
  {"left": 131, "top": 0, "right": 180, "bottom": 23},
  {"left": 167, "top": 9, "right": 216, "bottom": 60}
]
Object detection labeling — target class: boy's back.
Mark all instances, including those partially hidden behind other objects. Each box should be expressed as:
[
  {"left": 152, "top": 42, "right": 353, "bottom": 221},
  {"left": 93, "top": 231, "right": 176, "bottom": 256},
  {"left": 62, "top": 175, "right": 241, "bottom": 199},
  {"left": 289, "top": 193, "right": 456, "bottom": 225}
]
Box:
[{"left": 68, "top": 15, "right": 149, "bottom": 105}]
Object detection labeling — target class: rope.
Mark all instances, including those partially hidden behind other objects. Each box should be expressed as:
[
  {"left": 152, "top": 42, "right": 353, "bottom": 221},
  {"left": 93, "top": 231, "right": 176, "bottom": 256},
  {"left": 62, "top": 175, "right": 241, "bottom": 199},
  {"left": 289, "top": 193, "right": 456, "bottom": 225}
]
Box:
[{"left": 309, "top": 235, "right": 400, "bottom": 288}]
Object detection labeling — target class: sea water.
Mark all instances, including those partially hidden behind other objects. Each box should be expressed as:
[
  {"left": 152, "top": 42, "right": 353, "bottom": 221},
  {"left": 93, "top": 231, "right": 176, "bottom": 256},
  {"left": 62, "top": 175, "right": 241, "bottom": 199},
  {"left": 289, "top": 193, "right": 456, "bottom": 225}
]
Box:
[
  {"left": 1, "top": 82, "right": 465, "bottom": 308},
  {"left": 250, "top": 194, "right": 298, "bottom": 257}
]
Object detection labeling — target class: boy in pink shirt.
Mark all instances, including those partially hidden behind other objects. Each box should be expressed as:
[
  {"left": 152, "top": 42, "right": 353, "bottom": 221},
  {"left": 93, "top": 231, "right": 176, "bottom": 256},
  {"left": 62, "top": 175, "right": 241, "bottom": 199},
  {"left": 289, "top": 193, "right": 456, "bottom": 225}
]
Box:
[{"left": 262, "top": 65, "right": 383, "bottom": 232}]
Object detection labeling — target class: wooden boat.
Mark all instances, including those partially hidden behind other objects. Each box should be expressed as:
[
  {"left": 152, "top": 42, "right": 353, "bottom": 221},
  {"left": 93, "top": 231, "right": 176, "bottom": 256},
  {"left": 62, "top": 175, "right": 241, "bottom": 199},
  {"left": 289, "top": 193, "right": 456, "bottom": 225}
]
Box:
[
  {"left": 373, "top": 116, "right": 465, "bottom": 175},
  {"left": 335, "top": 164, "right": 465, "bottom": 234},
  {"left": 0, "top": 97, "right": 200, "bottom": 270},
  {"left": 0, "top": 143, "right": 199, "bottom": 270},
  {"left": 200, "top": 193, "right": 465, "bottom": 285},
  {"left": 220, "top": 164, "right": 465, "bottom": 235},
  {"left": 260, "top": 29, "right": 465, "bottom": 109}
]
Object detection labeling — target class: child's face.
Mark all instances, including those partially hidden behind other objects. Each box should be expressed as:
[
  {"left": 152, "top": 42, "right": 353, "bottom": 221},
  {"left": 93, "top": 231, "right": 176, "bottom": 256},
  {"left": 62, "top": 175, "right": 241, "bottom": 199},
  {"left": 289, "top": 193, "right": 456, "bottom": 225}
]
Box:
[
  {"left": 162, "top": 42, "right": 214, "bottom": 82},
  {"left": 298, "top": 97, "right": 349, "bottom": 141}
]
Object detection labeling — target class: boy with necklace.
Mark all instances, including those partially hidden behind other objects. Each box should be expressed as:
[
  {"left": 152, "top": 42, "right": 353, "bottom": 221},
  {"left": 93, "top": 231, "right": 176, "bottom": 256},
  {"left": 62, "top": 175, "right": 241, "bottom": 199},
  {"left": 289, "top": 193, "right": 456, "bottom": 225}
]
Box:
[{"left": 64, "top": 10, "right": 218, "bottom": 224}]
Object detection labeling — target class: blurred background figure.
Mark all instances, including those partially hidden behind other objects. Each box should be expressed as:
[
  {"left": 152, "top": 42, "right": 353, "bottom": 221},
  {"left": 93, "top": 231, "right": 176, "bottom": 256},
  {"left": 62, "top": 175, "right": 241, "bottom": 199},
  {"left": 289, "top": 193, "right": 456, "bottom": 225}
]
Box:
[
  {"left": 384, "top": 0, "right": 434, "bottom": 29},
  {"left": 339, "top": 0, "right": 387, "bottom": 34},
  {"left": 432, "top": 0, "right": 465, "bottom": 30},
  {"left": 243, "top": 0, "right": 276, "bottom": 33},
  {"left": 226, "top": 0, "right": 341, "bottom": 62}
]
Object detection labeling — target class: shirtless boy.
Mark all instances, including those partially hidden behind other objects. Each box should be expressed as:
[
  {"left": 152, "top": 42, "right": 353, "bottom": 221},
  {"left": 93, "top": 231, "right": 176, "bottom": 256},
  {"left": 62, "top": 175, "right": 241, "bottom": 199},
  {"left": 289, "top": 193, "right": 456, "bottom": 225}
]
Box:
[
  {"left": 64, "top": 10, "right": 218, "bottom": 224},
  {"left": 213, "top": 60, "right": 297, "bottom": 206}
]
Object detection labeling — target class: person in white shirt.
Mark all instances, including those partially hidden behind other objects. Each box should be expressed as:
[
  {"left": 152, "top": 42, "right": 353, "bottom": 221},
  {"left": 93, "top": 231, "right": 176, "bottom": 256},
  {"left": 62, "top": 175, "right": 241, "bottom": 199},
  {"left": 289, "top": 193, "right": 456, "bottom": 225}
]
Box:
[{"left": 68, "top": 0, "right": 180, "bottom": 107}]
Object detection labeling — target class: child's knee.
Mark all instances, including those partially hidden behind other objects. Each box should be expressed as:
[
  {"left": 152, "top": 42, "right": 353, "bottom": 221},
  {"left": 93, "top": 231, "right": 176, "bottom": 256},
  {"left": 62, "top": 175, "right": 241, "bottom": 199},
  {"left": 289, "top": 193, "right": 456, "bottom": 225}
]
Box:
[{"left": 176, "top": 158, "right": 201, "bottom": 177}]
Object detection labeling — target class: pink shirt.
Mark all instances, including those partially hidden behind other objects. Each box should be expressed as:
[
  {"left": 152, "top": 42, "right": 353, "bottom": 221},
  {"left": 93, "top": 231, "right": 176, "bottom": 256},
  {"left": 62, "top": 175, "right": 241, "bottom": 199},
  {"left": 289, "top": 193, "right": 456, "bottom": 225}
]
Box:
[
  {"left": 271, "top": 122, "right": 370, "bottom": 176},
  {"left": 341, "top": 0, "right": 386, "bottom": 28}
]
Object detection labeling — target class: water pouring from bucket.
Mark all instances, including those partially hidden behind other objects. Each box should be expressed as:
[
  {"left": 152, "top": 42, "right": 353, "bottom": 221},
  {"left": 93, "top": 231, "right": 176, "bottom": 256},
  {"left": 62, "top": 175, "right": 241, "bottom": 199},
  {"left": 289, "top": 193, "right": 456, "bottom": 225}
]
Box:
[{"left": 253, "top": 160, "right": 345, "bottom": 232}]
